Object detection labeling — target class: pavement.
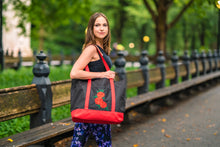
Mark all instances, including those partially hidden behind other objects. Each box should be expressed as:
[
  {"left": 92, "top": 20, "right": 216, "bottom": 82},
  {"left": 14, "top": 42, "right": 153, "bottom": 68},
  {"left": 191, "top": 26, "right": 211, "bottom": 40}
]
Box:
[{"left": 56, "top": 82, "right": 220, "bottom": 147}]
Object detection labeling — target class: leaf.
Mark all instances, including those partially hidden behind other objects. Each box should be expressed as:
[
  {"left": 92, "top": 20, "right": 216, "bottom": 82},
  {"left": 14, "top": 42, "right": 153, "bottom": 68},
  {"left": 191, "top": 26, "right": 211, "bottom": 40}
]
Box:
[
  {"left": 7, "top": 138, "right": 13, "bottom": 142},
  {"left": 164, "top": 134, "right": 171, "bottom": 138},
  {"left": 186, "top": 138, "right": 191, "bottom": 141},
  {"left": 185, "top": 114, "right": 189, "bottom": 117},
  {"left": 133, "top": 144, "right": 139, "bottom": 147},
  {"left": 194, "top": 137, "right": 201, "bottom": 141},
  {"left": 59, "top": 122, "right": 71, "bottom": 126},
  {"left": 214, "top": 131, "right": 218, "bottom": 135},
  {"left": 130, "top": 111, "right": 137, "bottom": 116},
  {"left": 131, "top": 102, "right": 135, "bottom": 105},
  {"left": 161, "top": 129, "right": 165, "bottom": 133},
  {"left": 162, "top": 118, "right": 166, "bottom": 122}
]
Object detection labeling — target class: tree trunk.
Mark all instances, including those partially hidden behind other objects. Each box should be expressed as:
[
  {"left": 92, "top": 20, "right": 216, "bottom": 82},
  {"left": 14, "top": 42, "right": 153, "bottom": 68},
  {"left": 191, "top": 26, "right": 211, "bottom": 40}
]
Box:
[
  {"left": 199, "top": 22, "right": 205, "bottom": 47},
  {"left": 139, "top": 23, "right": 148, "bottom": 51},
  {"left": 155, "top": 2, "right": 168, "bottom": 56},
  {"left": 142, "top": 0, "right": 194, "bottom": 58},
  {"left": 114, "top": 0, "right": 128, "bottom": 44},
  {"left": 191, "top": 25, "right": 196, "bottom": 51},
  {"left": 182, "top": 19, "right": 189, "bottom": 51}
]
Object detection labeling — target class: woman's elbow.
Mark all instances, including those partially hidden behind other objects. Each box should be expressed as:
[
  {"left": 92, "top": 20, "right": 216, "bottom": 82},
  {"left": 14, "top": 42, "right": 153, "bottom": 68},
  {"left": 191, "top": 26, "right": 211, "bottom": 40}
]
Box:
[{"left": 70, "top": 71, "right": 77, "bottom": 79}]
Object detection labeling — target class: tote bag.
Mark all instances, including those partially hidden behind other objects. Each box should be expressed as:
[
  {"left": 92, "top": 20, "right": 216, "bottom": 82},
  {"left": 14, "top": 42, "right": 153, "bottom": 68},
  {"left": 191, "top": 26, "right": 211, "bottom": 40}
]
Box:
[{"left": 70, "top": 47, "right": 126, "bottom": 124}]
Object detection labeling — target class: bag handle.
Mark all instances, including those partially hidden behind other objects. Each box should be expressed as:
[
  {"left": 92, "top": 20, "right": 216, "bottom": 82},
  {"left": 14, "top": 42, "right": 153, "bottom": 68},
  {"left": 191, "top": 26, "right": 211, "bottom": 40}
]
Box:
[
  {"left": 84, "top": 45, "right": 110, "bottom": 71},
  {"left": 84, "top": 45, "right": 116, "bottom": 112}
]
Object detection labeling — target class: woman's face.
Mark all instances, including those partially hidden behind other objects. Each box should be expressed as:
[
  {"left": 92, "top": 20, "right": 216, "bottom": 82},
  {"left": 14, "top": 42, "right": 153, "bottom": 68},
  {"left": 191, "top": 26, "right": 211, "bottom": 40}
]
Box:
[{"left": 93, "top": 16, "right": 108, "bottom": 40}]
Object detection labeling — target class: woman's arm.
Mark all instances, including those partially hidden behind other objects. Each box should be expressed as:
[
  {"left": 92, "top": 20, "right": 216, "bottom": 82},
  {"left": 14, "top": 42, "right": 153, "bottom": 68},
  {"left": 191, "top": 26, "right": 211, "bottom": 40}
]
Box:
[{"left": 70, "top": 45, "right": 115, "bottom": 80}]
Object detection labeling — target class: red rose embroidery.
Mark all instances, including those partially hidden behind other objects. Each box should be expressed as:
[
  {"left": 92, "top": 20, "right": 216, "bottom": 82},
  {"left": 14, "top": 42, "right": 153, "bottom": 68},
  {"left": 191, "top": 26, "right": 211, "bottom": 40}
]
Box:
[
  {"left": 100, "top": 101, "right": 107, "bottom": 108},
  {"left": 94, "top": 89, "right": 108, "bottom": 110},
  {"left": 97, "top": 91, "right": 105, "bottom": 98},
  {"left": 95, "top": 97, "right": 103, "bottom": 105}
]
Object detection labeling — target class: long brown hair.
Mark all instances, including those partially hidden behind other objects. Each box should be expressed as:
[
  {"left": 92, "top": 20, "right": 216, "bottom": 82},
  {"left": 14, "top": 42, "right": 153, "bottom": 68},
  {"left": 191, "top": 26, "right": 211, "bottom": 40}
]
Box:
[{"left": 83, "top": 12, "right": 111, "bottom": 55}]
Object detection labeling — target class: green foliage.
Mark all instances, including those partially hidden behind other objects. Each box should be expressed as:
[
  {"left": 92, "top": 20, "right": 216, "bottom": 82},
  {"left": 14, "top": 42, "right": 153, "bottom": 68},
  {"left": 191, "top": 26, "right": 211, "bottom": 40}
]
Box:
[
  {"left": 7, "top": 0, "right": 92, "bottom": 34},
  {"left": 6, "top": 0, "right": 92, "bottom": 51},
  {"left": 4, "top": 0, "right": 218, "bottom": 56},
  {"left": 0, "top": 116, "right": 29, "bottom": 138},
  {"left": 52, "top": 104, "right": 71, "bottom": 122},
  {"left": 49, "top": 65, "right": 72, "bottom": 82},
  {"left": 0, "top": 104, "right": 71, "bottom": 139},
  {"left": 126, "top": 87, "right": 137, "bottom": 98},
  {"left": 0, "top": 65, "right": 72, "bottom": 89},
  {"left": 0, "top": 67, "right": 33, "bottom": 89}
]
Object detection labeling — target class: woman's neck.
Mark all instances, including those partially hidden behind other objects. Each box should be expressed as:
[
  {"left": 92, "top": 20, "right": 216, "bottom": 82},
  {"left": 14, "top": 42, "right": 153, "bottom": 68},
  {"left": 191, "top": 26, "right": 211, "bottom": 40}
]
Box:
[{"left": 96, "top": 40, "right": 103, "bottom": 49}]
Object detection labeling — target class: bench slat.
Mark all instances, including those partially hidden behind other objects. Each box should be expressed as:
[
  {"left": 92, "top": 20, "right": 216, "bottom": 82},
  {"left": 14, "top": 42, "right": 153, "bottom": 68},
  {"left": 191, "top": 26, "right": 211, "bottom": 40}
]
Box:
[
  {"left": 179, "top": 64, "right": 187, "bottom": 77},
  {"left": 0, "top": 85, "right": 40, "bottom": 122},
  {"left": 149, "top": 68, "right": 161, "bottom": 83},
  {"left": 165, "top": 66, "right": 175, "bottom": 79},
  {"left": 126, "top": 70, "right": 145, "bottom": 88}
]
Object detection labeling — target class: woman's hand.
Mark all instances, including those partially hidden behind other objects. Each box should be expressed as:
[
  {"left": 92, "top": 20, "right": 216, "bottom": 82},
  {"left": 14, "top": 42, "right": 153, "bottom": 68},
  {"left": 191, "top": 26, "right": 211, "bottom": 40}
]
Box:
[{"left": 102, "top": 71, "right": 115, "bottom": 79}]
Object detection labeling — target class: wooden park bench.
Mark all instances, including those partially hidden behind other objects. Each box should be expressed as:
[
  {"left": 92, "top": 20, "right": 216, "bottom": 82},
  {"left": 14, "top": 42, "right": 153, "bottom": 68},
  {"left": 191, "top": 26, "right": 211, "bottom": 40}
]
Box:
[{"left": 0, "top": 50, "right": 220, "bottom": 147}]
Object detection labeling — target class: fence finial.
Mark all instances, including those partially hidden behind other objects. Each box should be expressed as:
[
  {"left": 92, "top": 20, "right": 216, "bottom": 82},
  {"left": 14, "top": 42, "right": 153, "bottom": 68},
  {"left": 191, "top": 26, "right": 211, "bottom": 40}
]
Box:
[{"left": 31, "top": 51, "right": 52, "bottom": 129}]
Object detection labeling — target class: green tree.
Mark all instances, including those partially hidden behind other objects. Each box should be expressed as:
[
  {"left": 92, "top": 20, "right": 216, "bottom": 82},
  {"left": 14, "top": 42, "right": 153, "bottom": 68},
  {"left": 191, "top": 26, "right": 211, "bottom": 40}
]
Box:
[
  {"left": 6, "top": 0, "right": 92, "bottom": 51},
  {"left": 142, "top": 0, "right": 216, "bottom": 56}
]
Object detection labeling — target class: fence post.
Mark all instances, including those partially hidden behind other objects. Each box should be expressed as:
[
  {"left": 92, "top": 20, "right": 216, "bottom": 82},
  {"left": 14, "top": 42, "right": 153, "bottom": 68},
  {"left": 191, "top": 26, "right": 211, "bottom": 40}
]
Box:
[
  {"left": 30, "top": 51, "right": 52, "bottom": 129},
  {"left": 200, "top": 51, "right": 206, "bottom": 75},
  {"left": 60, "top": 50, "right": 64, "bottom": 66},
  {"left": 156, "top": 51, "right": 166, "bottom": 89},
  {"left": 114, "top": 51, "right": 126, "bottom": 80},
  {"left": 138, "top": 50, "right": 149, "bottom": 94},
  {"left": 182, "top": 51, "right": 190, "bottom": 81},
  {"left": 48, "top": 49, "right": 52, "bottom": 66},
  {"left": 191, "top": 50, "right": 199, "bottom": 78},
  {"left": 11, "top": 50, "right": 14, "bottom": 57},
  {"left": 6, "top": 49, "right": 9, "bottom": 56},
  {"left": 17, "top": 49, "right": 22, "bottom": 70},
  {"left": 218, "top": 51, "right": 220, "bottom": 70},
  {"left": 207, "top": 50, "right": 213, "bottom": 73},
  {"left": 114, "top": 51, "right": 127, "bottom": 122},
  {"left": 171, "top": 51, "right": 179, "bottom": 85},
  {"left": 213, "top": 49, "right": 218, "bottom": 71},
  {"left": 33, "top": 50, "right": 37, "bottom": 64},
  {"left": 0, "top": 47, "right": 3, "bottom": 72},
  {"left": 71, "top": 50, "right": 75, "bottom": 65}
]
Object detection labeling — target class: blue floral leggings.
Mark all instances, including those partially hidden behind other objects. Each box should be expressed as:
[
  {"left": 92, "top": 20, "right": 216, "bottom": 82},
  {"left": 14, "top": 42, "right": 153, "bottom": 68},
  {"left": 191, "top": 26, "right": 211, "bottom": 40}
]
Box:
[{"left": 70, "top": 123, "right": 112, "bottom": 147}]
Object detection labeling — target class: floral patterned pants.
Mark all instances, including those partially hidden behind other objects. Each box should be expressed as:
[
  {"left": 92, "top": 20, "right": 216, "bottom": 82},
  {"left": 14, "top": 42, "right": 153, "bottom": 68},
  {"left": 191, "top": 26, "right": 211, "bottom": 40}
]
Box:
[{"left": 70, "top": 122, "right": 112, "bottom": 147}]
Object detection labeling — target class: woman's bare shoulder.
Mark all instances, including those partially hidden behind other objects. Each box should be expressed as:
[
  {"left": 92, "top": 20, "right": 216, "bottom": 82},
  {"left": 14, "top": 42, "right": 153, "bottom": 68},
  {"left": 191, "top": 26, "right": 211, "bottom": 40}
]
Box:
[
  {"left": 84, "top": 44, "right": 97, "bottom": 52},
  {"left": 80, "top": 44, "right": 97, "bottom": 59}
]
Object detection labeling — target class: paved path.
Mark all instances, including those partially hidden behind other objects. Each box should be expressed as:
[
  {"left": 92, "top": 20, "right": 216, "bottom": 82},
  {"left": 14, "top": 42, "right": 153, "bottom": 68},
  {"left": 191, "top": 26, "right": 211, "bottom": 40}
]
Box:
[
  {"left": 57, "top": 83, "right": 220, "bottom": 147},
  {"left": 111, "top": 83, "right": 220, "bottom": 147}
]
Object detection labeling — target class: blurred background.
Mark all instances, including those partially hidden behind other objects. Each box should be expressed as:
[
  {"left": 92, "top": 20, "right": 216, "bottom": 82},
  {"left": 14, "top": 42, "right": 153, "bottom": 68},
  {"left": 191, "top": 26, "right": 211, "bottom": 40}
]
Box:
[{"left": 1, "top": 0, "right": 219, "bottom": 57}]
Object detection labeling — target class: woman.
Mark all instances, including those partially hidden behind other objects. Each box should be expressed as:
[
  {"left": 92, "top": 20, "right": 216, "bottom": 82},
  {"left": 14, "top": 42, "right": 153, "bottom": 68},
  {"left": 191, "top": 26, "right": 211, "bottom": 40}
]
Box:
[{"left": 70, "top": 12, "right": 115, "bottom": 147}]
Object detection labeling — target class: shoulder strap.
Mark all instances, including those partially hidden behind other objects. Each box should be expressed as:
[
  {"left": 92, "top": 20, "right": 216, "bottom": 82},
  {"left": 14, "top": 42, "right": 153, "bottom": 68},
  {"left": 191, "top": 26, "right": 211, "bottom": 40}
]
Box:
[
  {"left": 85, "top": 45, "right": 110, "bottom": 71},
  {"left": 95, "top": 45, "right": 110, "bottom": 71}
]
